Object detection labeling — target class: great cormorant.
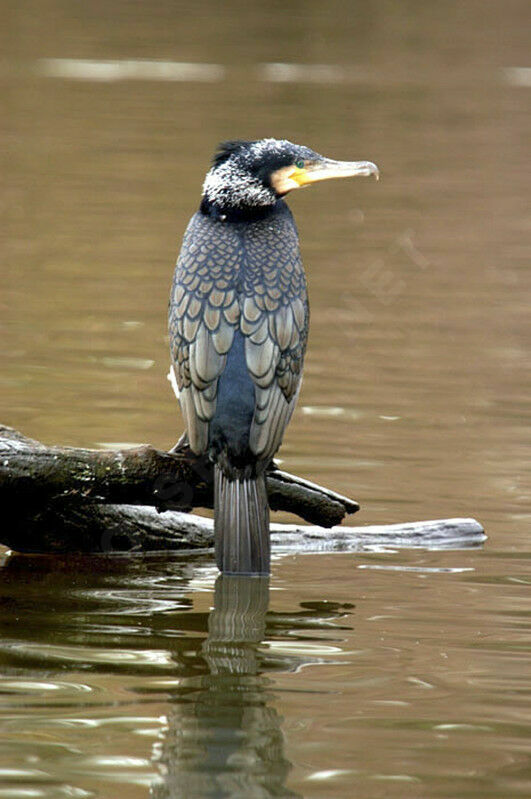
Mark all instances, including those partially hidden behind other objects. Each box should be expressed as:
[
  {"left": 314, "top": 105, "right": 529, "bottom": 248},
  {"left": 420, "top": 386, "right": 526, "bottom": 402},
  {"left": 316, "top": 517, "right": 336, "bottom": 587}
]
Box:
[{"left": 168, "top": 138, "right": 379, "bottom": 575}]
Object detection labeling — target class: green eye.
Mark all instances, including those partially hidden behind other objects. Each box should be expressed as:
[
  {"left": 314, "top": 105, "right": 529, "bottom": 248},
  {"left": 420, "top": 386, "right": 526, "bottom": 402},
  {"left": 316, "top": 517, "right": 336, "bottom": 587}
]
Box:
[{"left": 295, "top": 159, "right": 305, "bottom": 169}]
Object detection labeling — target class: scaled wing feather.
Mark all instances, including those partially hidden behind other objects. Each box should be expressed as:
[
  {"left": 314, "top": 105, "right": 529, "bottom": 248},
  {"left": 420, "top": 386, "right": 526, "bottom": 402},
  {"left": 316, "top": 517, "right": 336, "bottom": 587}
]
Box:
[{"left": 169, "top": 214, "right": 241, "bottom": 454}]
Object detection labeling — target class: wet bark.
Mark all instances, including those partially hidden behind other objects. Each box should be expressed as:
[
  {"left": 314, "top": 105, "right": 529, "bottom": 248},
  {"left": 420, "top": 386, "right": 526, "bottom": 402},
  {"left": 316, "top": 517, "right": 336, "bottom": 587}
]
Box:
[
  {"left": 0, "top": 425, "right": 485, "bottom": 554},
  {"left": 0, "top": 424, "right": 357, "bottom": 552}
]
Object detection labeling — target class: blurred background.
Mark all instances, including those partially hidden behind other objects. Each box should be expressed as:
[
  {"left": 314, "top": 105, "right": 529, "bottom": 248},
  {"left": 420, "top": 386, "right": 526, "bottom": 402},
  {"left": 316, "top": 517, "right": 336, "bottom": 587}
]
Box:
[{"left": 0, "top": 2, "right": 530, "bottom": 797}]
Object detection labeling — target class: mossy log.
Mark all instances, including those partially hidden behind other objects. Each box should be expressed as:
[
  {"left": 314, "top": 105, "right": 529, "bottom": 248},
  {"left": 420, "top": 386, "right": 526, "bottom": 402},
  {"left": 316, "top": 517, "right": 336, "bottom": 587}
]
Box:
[
  {"left": 0, "top": 424, "right": 357, "bottom": 552},
  {"left": 0, "top": 424, "right": 485, "bottom": 554}
]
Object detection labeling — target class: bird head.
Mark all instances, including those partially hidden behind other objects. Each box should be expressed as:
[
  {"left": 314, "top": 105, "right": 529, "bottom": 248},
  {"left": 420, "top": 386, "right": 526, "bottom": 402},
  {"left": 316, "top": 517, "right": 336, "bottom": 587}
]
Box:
[{"left": 201, "top": 138, "right": 379, "bottom": 211}]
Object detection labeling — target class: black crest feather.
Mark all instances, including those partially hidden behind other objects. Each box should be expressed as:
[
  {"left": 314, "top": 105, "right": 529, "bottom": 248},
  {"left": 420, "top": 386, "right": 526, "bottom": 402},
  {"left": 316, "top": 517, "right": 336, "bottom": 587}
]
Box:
[{"left": 212, "top": 140, "right": 252, "bottom": 168}]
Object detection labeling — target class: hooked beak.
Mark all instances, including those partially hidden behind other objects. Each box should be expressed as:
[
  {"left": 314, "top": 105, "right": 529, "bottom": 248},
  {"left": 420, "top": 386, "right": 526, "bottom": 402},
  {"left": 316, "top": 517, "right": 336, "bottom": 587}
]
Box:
[
  {"left": 294, "top": 158, "right": 380, "bottom": 186},
  {"left": 271, "top": 158, "right": 380, "bottom": 195}
]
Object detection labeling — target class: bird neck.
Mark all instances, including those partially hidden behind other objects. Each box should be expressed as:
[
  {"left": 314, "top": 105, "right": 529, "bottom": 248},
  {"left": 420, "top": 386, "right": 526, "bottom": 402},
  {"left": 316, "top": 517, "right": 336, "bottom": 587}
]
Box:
[{"left": 200, "top": 196, "right": 286, "bottom": 223}]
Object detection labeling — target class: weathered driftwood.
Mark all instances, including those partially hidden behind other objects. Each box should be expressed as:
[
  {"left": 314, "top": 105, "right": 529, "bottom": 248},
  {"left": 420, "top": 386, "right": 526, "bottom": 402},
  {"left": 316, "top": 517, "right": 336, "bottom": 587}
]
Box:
[
  {"left": 0, "top": 425, "right": 356, "bottom": 520},
  {"left": 0, "top": 424, "right": 486, "bottom": 555},
  {"left": 0, "top": 424, "right": 357, "bottom": 552}
]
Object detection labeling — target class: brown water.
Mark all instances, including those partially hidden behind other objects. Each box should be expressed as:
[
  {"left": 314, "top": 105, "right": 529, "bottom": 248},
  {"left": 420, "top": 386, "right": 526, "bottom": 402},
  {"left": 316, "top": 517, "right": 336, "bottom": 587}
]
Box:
[{"left": 1, "top": 1, "right": 530, "bottom": 796}]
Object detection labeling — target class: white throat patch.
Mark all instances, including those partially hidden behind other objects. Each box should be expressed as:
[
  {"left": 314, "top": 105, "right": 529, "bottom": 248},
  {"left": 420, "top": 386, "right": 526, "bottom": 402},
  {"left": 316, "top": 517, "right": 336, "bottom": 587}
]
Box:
[{"left": 202, "top": 160, "right": 276, "bottom": 209}]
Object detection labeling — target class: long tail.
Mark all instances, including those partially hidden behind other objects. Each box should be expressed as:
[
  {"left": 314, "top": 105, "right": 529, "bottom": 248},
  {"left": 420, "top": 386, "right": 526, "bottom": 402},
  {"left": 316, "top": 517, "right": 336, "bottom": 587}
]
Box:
[{"left": 214, "top": 466, "right": 270, "bottom": 575}]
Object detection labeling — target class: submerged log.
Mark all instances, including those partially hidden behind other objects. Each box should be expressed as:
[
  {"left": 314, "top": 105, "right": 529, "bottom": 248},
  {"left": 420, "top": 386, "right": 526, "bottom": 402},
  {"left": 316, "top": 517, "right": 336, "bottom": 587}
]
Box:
[
  {"left": 0, "top": 424, "right": 357, "bottom": 552},
  {"left": 0, "top": 425, "right": 356, "bottom": 523},
  {"left": 0, "top": 424, "right": 486, "bottom": 555}
]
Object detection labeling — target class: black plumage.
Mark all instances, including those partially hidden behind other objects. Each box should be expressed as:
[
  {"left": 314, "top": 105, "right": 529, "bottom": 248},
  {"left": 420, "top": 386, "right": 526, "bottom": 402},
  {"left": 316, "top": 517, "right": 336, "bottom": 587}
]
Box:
[{"left": 168, "top": 138, "right": 379, "bottom": 574}]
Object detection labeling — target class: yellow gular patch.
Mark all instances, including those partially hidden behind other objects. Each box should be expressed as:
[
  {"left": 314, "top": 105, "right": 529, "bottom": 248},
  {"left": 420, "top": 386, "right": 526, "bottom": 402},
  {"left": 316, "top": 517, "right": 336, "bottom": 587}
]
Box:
[{"left": 270, "top": 165, "right": 307, "bottom": 195}]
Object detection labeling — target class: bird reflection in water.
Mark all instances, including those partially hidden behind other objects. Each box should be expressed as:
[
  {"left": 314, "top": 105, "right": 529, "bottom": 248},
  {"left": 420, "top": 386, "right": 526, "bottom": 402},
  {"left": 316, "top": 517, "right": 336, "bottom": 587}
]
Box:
[
  {"left": 0, "top": 554, "right": 352, "bottom": 797},
  {"left": 152, "top": 574, "right": 302, "bottom": 798}
]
